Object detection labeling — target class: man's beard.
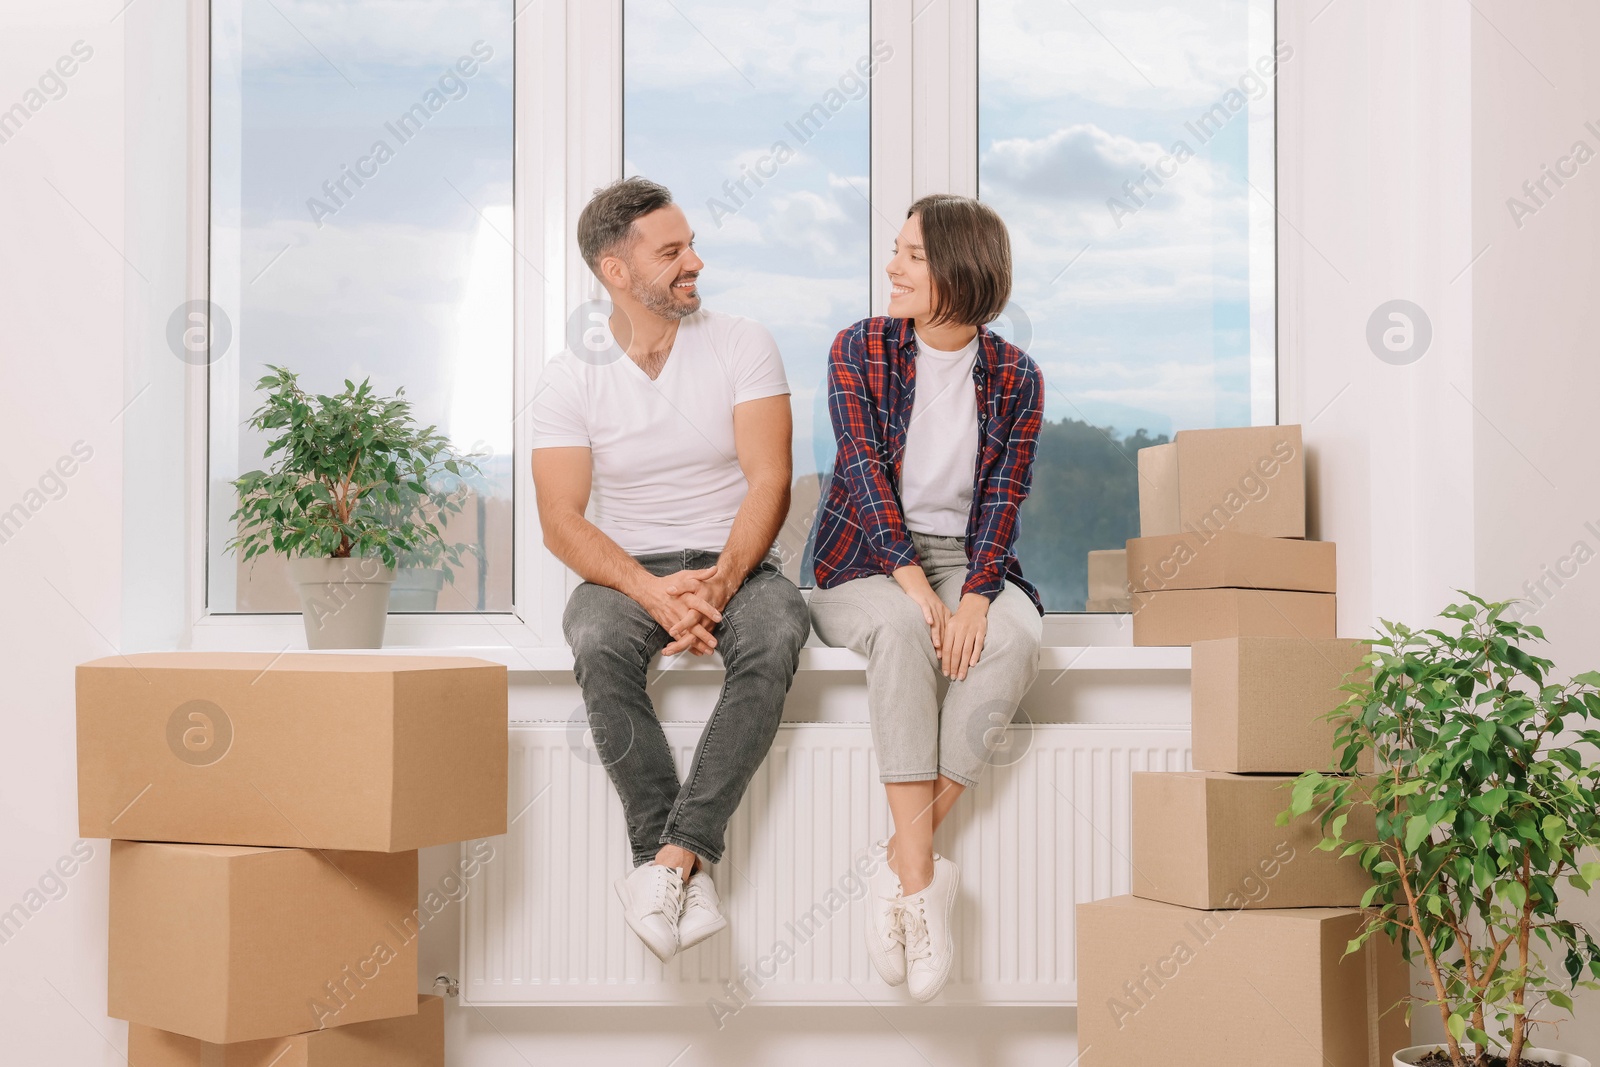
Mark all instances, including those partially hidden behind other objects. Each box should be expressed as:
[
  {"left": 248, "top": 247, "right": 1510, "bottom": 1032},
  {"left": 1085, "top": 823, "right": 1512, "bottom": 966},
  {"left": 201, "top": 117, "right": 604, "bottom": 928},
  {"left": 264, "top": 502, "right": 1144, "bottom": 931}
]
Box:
[{"left": 630, "top": 269, "right": 700, "bottom": 320}]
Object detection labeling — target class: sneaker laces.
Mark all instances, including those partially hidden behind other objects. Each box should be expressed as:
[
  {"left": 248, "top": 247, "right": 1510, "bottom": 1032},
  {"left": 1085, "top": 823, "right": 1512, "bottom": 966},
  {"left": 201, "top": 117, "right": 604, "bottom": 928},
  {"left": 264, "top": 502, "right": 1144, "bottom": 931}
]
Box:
[
  {"left": 647, "top": 867, "right": 684, "bottom": 925},
  {"left": 685, "top": 875, "right": 713, "bottom": 912},
  {"left": 900, "top": 897, "right": 932, "bottom": 964},
  {"left": 879, "top": 894, "right": 908, "bottom": 949}
]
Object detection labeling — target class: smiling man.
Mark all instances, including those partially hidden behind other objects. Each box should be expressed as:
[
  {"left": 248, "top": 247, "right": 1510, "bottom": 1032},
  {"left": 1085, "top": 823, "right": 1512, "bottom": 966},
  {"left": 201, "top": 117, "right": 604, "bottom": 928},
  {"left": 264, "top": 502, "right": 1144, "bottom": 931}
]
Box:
[{"left": 530, "top": 177, "right": 809, "bottom": 962}]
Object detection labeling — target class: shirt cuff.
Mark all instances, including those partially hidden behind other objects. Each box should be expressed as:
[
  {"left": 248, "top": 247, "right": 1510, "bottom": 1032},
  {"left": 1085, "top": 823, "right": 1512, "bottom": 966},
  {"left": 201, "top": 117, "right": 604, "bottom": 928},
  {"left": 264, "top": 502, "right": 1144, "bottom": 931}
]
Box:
[
  {"left": 961, "top": 562, "right": 1005, "bottom": 601},
  {"left": 732, "top": 383, "right": 792, "bottom": 405},
  {"left": 878, "top": 535, "right": 919, "bottom": 573}
]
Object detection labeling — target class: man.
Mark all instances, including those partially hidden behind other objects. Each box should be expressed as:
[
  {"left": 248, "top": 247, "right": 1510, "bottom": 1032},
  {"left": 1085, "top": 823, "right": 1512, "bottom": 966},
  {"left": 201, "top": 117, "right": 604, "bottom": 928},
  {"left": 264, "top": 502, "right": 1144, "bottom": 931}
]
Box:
[{"left": 531, "top": 177, "right": 809, "bottom": 962}]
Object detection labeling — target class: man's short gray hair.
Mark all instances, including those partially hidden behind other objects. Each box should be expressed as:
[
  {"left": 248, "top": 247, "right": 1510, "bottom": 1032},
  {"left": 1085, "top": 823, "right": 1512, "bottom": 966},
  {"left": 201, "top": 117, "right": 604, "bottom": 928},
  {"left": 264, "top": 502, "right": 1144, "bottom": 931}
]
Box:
[{"left": 577, "top": 177, "right": 674, "bottom": 276}]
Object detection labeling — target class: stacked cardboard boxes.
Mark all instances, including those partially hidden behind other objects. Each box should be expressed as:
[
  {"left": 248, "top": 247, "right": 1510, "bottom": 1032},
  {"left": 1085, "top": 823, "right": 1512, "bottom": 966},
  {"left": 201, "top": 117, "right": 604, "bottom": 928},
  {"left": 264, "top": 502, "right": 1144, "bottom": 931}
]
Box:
[
  {"left": 76, "top": 652, "right": 507, "bottom": 1064},
  {"left": 1126, "top": 425, "right": 1337, "bottom": 645},
  {"left": 1077, "top": 428, "right": 1409, "bottom": 1065}
]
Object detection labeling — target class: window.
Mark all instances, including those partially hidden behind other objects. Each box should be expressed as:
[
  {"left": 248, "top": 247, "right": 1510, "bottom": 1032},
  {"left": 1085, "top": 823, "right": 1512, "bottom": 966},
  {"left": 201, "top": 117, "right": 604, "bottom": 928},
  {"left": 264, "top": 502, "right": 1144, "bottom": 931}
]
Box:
[
  {"left": 981, "top": 0, "right": 1278, "bottom": 611},
  {"left": 208, "top": 0, "right": 515, "bottom": 613},
  {"left": 622, "top": 0, "right": 872, "bottom": 586},
  {"left": 199, "top": 0, "right": 1277, "bottom": 634}
]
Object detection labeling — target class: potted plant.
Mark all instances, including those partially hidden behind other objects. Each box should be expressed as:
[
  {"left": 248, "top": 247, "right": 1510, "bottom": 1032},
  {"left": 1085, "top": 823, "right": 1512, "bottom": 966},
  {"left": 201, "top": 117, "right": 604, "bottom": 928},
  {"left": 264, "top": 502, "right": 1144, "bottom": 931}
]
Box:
[
  {"left": 227, "top": 365, "right": 480, "bottom": 648},
  {"left": 1285, "top": 593, "right": 1600, "bottom": 1067}
]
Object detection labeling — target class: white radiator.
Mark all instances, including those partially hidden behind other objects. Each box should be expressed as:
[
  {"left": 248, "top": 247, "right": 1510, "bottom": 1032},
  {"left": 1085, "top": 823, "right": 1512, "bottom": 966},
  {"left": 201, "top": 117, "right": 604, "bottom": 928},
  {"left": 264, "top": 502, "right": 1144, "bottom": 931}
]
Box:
[{"left": 461, "top": 723, "right": 1191, "bottom": 1006}]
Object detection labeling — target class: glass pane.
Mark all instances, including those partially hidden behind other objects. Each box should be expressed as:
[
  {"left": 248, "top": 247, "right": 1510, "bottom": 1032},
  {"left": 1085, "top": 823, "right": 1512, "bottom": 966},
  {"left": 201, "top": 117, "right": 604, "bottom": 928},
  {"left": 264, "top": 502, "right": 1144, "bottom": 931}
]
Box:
[
  {"left": 209, "top": 0, "right": 514, "bottom": 613},
  {"left": 980, "top": 0, "right": 1277, "bottom": 612},
  {"left": 622, "top": 0, "right": 873, "bottom": 586}
]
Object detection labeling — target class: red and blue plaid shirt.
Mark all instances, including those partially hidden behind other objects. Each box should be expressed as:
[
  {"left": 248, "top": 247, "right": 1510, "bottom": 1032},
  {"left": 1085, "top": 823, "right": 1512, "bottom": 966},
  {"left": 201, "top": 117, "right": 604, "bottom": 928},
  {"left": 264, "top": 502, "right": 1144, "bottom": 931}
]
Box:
[{"left": 812, "top": 316, "right": 1044, "bottom": 614}]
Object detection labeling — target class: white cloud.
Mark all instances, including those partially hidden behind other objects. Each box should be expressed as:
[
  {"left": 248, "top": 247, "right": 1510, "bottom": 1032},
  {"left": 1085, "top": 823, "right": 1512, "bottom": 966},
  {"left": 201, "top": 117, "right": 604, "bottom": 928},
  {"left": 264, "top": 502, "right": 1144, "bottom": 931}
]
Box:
[
  {"left": 624, "top": 1, "right": 875, "bottom": 97},
  {"left": 984, "top": 124, "right": 1186, "bottom": 207},
  {"left": 980, "top": 0, "right": 1273, "bottom": 111}
]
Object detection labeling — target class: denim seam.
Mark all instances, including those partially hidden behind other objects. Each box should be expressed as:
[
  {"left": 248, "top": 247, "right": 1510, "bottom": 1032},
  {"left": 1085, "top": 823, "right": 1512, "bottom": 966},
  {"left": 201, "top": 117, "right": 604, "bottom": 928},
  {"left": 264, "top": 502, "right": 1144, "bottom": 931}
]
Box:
[
  {"left": 661, "top": 829, "right": 723, "bottom": 865},
  {"left": 879, "top": 771, "right": 940, "bottom": 783},
  {"left": 662, "top": 591, "right": 739, "bottom": 849},
  {"left": 936, "top": 765, "right": 980, "bottom": 789}
]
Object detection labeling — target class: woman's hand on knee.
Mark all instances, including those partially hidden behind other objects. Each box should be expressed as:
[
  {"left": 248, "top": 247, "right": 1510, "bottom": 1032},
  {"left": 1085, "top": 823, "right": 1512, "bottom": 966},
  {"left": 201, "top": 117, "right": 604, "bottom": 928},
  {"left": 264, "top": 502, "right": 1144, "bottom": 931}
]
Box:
[
  {"left": 941, "top": 593, "right": 990, "bottom": 680},
  {"left": 891, "top": 564, "right": 951, "bottom": 651}
]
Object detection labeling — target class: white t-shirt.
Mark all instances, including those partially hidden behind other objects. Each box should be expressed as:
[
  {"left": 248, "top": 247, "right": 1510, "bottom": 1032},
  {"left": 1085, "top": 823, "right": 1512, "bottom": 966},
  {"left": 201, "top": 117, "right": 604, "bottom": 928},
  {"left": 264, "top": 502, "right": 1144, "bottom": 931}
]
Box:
[
  {"left": 530, "top": 309, "right": 790, "bottom": 555},
  {"left": 900, "top": 331, "right": 980, "bottom": 537}
]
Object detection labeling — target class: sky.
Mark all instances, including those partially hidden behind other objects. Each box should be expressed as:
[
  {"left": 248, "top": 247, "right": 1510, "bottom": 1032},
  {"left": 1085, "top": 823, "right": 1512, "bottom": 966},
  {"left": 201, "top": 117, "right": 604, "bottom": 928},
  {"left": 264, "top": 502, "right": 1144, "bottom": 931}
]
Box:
[
  {"left": 209, "top": 0, "right": 513, "bottom": 610},
  {"left": 980, "top": 0, "right": 1277, "bottom": 440}
]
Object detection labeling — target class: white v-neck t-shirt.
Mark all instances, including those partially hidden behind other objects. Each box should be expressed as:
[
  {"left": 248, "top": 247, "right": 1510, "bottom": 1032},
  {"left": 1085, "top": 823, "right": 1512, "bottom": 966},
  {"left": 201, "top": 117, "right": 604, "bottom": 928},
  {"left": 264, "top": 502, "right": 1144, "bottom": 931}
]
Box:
[
  {"left": 530, "top": 308, "right": 790, "bottom": 555},
  {"left": 900, "top": 330, "right": 981, "bottom": 537}
]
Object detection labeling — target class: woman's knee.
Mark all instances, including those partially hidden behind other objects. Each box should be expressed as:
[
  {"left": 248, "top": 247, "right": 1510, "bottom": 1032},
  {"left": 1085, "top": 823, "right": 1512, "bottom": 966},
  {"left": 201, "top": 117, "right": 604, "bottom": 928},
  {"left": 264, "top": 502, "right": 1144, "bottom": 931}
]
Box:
[{"left": 985, "top": 592, "right": 1042, "bottom": 656}]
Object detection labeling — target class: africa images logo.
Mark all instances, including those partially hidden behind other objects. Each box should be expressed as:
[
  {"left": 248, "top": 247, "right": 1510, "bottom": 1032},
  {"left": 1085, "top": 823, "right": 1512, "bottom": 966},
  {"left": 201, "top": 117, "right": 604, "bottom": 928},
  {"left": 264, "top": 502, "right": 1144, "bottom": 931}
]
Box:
[{"left": 166, "top": 699, "right": 233, "bottom": 767}]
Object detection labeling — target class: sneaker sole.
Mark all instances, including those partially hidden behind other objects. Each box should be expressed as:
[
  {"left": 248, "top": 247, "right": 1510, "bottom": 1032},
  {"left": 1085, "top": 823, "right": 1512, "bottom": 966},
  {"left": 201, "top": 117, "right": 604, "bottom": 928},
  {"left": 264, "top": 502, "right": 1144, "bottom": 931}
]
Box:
[
  {"left": 865, "top": 929, "right": 907, "bottom": 986},
  {"left": 677, "top": 912, "right": 728, "bottom": 952},
  {"left": 613, "top": 877, "right": 679, "bottom": 962},
  {"left": 907, "top": 864, "right": 960, "bottom": 1002}
]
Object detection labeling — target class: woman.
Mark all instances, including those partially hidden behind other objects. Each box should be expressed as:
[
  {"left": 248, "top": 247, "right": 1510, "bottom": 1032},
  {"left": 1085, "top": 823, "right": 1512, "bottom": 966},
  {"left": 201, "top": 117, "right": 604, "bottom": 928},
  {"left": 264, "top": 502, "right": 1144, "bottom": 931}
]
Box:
[{"left": 809, "top": 194, "right": 1044, "bottom": 1001}]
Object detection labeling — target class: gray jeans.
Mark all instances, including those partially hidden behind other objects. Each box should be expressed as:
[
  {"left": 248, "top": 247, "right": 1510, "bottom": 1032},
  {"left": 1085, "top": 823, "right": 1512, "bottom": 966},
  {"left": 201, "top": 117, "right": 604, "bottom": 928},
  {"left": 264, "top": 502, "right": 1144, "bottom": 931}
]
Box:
[
  {"left": 563, "top": 551, "right": 809, "bottom": 866},
  {"left": 809, "top": 532, "right": 1042, "bottom": 788}
]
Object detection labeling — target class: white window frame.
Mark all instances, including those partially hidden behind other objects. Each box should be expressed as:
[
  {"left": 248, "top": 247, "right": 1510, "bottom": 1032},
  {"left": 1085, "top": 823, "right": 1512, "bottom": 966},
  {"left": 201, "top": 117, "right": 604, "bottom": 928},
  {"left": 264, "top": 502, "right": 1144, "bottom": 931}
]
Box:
[{"left": 182, "top": 0, "right": 1276, "bottom": 655}]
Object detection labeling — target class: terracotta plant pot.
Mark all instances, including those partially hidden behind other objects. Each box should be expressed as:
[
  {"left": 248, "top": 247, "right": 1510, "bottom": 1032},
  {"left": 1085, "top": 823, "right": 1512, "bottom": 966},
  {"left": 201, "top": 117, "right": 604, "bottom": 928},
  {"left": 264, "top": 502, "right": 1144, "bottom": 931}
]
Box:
[
  {"left": 286, "top": 557, "right": 396, "bottom": 649},
  {"left": 1394, "top": 1046, "right": 1592, "bottom": 1067}
]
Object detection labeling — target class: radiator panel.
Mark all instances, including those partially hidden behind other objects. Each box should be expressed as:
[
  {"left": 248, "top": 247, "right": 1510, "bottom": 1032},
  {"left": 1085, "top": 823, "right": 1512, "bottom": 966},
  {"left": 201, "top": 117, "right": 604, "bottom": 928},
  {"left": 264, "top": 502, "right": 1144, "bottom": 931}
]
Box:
[{"left": 462, "top": 723, "right": 1191, "bottom": 1005}]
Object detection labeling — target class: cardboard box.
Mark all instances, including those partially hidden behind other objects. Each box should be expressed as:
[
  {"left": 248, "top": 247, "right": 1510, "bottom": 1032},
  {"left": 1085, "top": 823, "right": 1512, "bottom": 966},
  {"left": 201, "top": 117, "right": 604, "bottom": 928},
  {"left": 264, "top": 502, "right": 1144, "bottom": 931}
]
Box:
[
  {"left": 1125, "top": 531, "right": 1335, "bottom": 593},
  {"left": 1085, "top": 597, "right": 1133, "bottom": 613},
  {"left": 109, "top": 842, "right": 419, "bottom": 1044},
  {"left": 1137, "top": 425, "right": 1306, "bottom": 540},
  {"left": 1087, "top": 549, "right": 1131, "bottom": 601},
  {"left": 1192, "top": 636, "right": 1373, "bottom": 773},
  {"left": 1137, "top": 442, "right": 1179, "bottom": 536},
  {"left": 77, "top": 652, "right": 507, "bottom": 851},
  {"left": 1132, "top": 771, "right": 1374, "bottom": 909},
  {"left": 1174, "top": 424, "right": 1305, "bottom": 538},
  {"left": 1131, "top": 588, "right": 1335, "bottom": 646},
  {"left": 129, "top": 996, "right": 443, "bottom": 1066},
  {"left": 1076, "top": 895, "right": 1409, "bottom": 1066}
]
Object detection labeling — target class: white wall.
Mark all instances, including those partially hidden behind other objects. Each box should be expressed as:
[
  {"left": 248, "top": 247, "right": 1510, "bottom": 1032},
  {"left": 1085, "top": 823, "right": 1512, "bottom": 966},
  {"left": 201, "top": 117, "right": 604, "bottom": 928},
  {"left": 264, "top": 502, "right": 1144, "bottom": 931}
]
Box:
[
  {"left": 1, "top": 0, "right": 1594, "bottom": 1063},
  {"left": 0, "top": 2, "right": 127, "bottom": 1063},
  {"left": 1471, "top": 0, "right": 1600, "bottom": 1055}
]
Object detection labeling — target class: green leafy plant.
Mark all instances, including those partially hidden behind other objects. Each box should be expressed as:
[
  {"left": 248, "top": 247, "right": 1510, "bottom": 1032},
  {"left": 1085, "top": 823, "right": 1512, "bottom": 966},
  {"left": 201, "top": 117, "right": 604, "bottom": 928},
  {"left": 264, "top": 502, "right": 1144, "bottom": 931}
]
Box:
[
  {"left": 1284, "top": 593, "right": 1600, "bottom": 1066},
  {"left": 227, "top": 365, "right": 485, "bottom": 579},
  {"left": 359, "top": 455, "right": 488, "bottom": 584}
]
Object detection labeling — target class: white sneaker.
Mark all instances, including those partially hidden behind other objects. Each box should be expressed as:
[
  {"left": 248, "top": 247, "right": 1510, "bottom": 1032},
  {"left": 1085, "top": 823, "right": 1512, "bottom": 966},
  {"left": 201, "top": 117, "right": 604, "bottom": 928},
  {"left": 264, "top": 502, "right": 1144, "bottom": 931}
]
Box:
[
  {"left": 614, "top": 862, "right": 684, "bottom": 962},
  {"left": 901, "top": 855, "right": 959, "bottom": 1002},
  {"left": 865, "top": 842, "right": 907, "bottom": 985},
  {"left": 677, "top": 868, "right": 728, "bottom": 951}
]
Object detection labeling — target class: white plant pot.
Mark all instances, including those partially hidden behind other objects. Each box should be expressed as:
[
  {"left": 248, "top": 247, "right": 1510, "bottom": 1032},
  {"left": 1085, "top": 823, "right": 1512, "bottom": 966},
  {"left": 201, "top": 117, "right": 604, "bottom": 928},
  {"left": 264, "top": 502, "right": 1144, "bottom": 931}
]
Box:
[
  {"left": 286, "top": 557, "right": 396, "bottom": 649},
  {"left": 388, "top": 566, "right": 445, "bottom": 612},
  {"left": 1395, "top": 1045, "right": 1592, "bottom": 1067}
]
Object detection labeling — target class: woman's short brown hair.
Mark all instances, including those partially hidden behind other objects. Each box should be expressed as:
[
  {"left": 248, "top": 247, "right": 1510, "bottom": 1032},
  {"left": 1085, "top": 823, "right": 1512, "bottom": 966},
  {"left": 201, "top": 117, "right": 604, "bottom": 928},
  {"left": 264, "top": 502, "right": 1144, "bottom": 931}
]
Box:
[{"left": 907, "top": 194, "right": 1013, "bottom": 327}]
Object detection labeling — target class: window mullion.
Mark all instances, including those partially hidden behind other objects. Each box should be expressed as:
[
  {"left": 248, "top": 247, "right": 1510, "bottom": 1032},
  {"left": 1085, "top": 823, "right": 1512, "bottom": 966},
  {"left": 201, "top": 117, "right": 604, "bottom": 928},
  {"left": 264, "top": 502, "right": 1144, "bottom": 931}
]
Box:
[{"left": 912, "top": 0, "right": 978, "bottom": 199}]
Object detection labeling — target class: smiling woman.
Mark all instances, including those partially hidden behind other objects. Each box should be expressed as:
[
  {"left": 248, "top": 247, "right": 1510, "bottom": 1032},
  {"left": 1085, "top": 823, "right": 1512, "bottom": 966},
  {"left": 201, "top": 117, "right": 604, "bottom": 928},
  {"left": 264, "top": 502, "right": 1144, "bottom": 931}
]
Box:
[{"left": 208, "top": 0, "right": 514, "bottom": 615}]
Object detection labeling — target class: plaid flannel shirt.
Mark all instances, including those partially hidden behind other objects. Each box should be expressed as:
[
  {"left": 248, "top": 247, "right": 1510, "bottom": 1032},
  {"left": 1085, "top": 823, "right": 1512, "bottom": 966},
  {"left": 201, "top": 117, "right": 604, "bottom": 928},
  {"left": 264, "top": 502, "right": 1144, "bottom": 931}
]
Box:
[{"left": 812, "top": 316, "right": 1044, "bottom": 614}]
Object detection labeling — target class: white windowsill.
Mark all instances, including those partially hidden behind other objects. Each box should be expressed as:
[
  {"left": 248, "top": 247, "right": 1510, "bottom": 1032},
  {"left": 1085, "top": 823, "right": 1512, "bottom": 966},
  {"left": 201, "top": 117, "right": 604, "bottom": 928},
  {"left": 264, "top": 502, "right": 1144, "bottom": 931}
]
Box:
[{"left": 187, "top": 612, "right": 1190, "bottom": 673}]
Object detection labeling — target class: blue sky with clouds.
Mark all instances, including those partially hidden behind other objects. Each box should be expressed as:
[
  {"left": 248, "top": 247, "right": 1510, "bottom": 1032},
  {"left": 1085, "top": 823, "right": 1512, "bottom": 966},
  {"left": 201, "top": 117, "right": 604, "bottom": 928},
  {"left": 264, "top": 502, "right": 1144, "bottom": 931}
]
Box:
[{"left": 981, "top": 0, "right": 1273, "bottom": 441}]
